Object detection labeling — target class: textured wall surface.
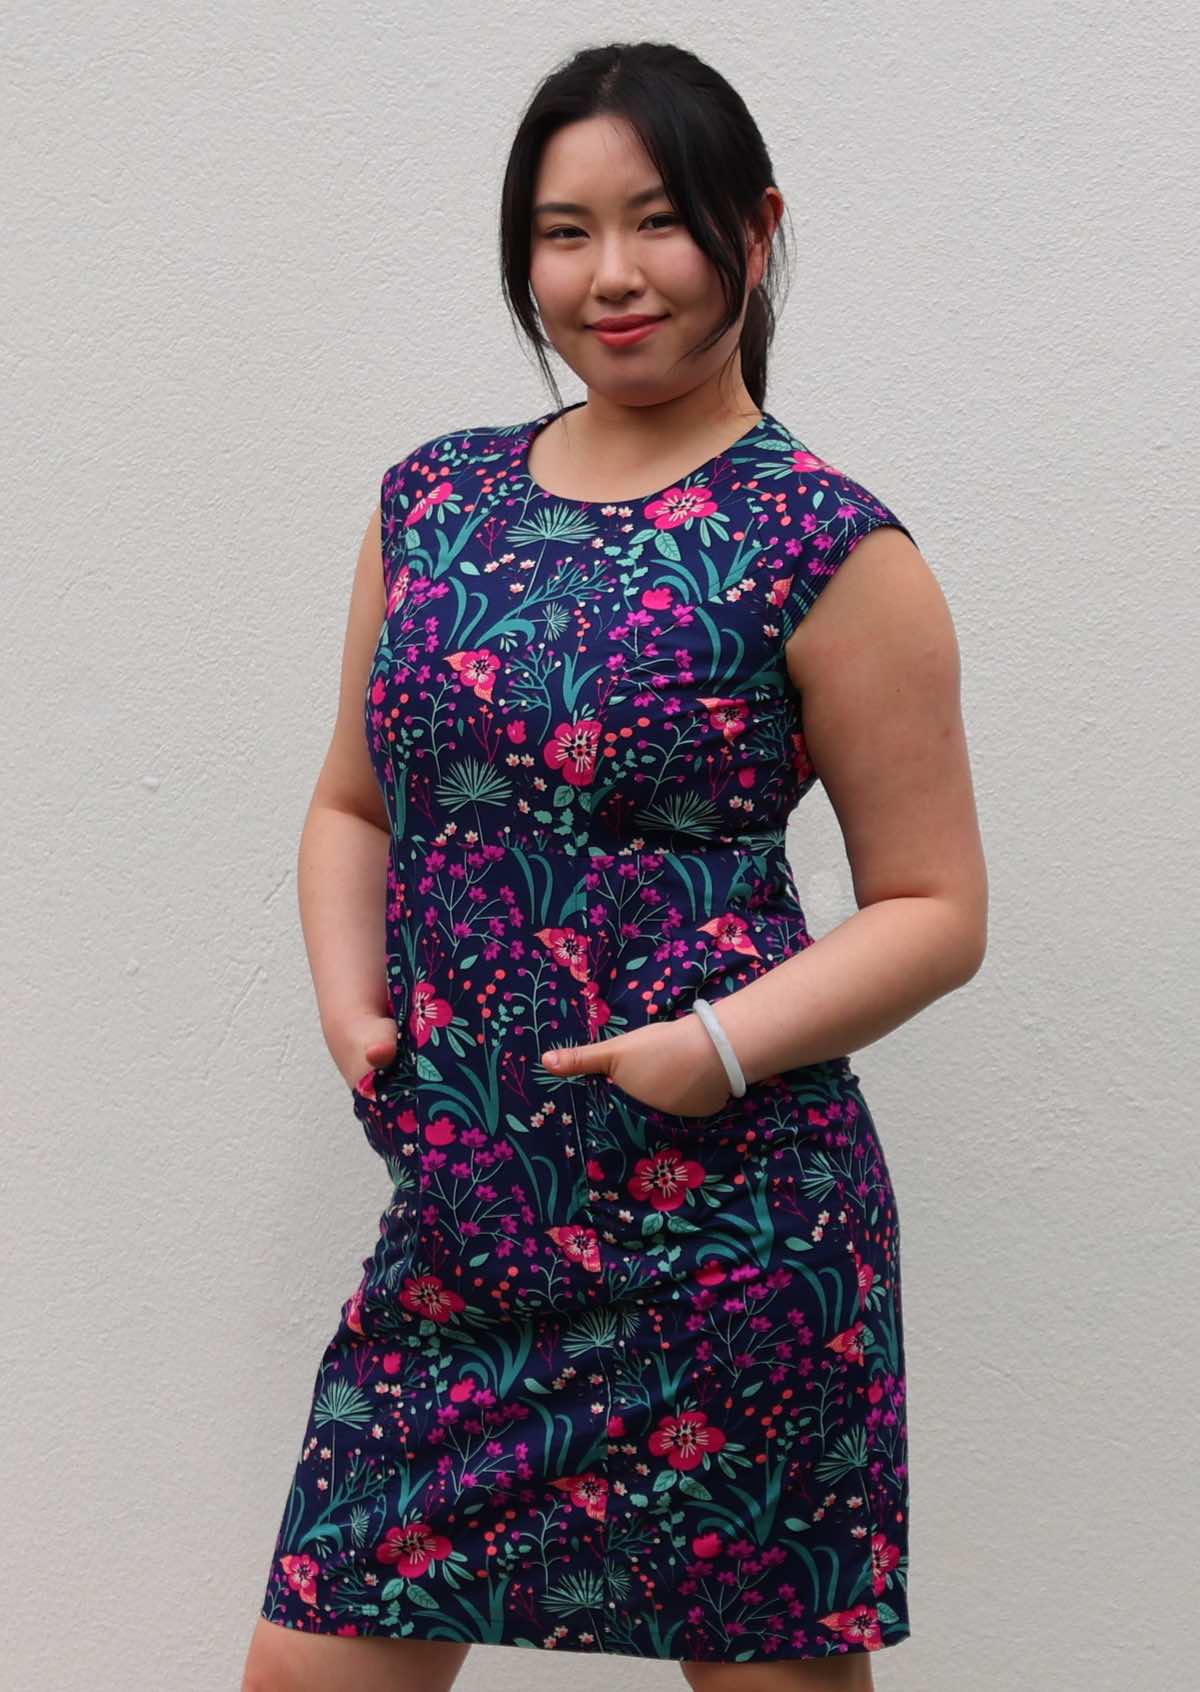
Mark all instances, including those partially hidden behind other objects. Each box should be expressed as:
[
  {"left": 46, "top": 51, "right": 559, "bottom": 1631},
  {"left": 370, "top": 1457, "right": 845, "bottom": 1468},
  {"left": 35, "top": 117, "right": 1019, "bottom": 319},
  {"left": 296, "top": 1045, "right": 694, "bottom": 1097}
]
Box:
[{"left": 3, "top": 2, "right": 1196, "bottom": 1687}]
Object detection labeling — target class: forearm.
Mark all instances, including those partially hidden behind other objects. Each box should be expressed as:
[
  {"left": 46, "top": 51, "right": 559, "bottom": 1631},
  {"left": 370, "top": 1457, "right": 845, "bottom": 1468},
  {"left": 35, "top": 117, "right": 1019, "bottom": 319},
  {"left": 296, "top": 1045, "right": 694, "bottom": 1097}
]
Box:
[
  {"left": 296, "top": 798, "right": 392, "bottom": 1041},
  {"left": 708, "top": 895, "right": 984, "bottom": 1084}
]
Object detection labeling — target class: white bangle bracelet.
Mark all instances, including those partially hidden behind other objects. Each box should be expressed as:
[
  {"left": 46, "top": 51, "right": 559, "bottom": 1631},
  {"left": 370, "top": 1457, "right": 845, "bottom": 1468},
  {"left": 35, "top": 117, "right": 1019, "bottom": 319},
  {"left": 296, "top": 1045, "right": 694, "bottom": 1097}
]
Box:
[{"left": 691, "top": 997, "right": 747, "bottom": 1098}]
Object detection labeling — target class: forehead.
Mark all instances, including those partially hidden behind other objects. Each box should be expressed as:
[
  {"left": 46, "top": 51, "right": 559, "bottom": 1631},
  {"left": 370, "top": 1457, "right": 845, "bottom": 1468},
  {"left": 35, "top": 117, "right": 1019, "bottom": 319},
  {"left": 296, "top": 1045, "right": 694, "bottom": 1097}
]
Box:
[{"left": 532, "top": 113, "right": 661, "bottom": 207}]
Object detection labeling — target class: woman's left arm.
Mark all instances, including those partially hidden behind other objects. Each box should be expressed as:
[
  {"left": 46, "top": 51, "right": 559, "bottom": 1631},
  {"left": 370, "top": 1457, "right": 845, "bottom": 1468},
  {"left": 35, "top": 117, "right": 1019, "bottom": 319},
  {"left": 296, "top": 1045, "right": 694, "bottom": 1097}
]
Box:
[
  {"left": 541, "top": 527, "right": 988, "bottom": 1108},
  {"left": 713, "top": 524, "right": 989, "bottom": 1085}
]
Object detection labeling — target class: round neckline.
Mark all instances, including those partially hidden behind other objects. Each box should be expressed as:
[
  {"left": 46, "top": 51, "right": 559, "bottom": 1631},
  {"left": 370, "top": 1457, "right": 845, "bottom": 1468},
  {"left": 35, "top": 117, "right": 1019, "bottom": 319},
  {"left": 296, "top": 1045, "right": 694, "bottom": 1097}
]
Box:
[{"left": 519, "top": 400, "right": 773, "bottom": 509}]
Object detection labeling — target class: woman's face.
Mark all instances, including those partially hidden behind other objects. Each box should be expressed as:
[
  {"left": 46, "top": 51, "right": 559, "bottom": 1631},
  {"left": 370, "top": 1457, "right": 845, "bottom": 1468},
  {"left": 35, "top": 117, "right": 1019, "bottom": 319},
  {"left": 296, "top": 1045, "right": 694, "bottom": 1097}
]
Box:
[{"left": 529, "top": 113, "right": 772, "bottom": 405}]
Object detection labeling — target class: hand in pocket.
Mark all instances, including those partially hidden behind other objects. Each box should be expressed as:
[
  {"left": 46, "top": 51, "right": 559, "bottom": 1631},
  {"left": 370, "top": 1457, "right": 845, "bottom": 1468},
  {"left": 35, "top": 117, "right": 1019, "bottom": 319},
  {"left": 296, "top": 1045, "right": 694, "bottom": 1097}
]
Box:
[
  {"left": 333, "top": 1015, "right": 402, "bottom": 1093},
  {"left": 540, "top": 1010, "right": 732, "bottom": 1117}
]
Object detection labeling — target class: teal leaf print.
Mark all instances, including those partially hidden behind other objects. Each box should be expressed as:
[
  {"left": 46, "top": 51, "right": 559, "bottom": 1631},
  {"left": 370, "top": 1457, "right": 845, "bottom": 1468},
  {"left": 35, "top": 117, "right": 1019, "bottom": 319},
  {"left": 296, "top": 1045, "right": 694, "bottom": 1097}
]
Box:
[
  {"left": 813, "top": 1426, "right": 869, "bottom": 1485},
  {"left": 543, "top": 1570, "right": 608, "bottom": 1616},
  {"left": 634, "top": 792, "right": 725, "bottom": 838},
  {"left": 435, "top": 759, "right": 514, "bottom": 810},
  {"left": 313, "top": 1378, "right": 374, "bottom": 1431},
  {"left": 506, "top": 505, "right": 599, "bottom": 546}
]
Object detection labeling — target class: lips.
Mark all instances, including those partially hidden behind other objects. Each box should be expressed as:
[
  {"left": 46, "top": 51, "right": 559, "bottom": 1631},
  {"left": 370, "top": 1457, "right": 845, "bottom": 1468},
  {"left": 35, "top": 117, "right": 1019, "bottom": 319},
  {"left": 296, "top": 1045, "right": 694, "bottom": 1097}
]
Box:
[
  {"left": 587, "top": 316, "right": 669, "bottom": 350},
  {"left": 588, "top": 315, "right": 666, "bottom": 330}
]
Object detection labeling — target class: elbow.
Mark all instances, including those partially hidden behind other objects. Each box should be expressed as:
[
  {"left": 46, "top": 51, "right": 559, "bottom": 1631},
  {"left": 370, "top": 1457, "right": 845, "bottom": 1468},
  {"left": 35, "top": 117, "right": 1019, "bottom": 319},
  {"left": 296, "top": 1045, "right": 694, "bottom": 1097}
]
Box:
[
  {"left": 931, "top": 893, "right": 988, "bottom": 987},
  {"left": 957, "top": 936, "right": 988, "bottom": 985},
  {"left": 953, "top": 912, "right": 989, "bottom": 985}
]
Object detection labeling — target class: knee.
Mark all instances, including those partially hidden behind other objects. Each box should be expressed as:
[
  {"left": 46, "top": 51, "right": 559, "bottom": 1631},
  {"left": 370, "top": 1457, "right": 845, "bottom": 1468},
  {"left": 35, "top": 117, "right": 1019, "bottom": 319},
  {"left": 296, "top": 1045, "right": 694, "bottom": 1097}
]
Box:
[{"left": 679, "top": 1667, "right": 742, "bottom": 1692}]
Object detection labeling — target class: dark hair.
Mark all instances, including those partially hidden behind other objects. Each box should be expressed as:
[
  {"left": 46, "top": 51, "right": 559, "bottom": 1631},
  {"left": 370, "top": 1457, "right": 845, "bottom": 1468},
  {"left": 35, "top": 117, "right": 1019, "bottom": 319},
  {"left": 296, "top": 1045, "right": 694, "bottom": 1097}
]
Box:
[{"left": 499, "top": 40, "right": 791, "bottom": 412}]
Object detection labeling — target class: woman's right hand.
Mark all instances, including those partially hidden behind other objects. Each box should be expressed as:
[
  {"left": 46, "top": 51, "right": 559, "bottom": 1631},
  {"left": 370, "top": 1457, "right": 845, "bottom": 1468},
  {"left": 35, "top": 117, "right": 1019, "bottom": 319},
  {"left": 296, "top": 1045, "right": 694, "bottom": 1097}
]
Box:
[{"left": 333, "top": 1014, "right": 402, "bottom": 1092}]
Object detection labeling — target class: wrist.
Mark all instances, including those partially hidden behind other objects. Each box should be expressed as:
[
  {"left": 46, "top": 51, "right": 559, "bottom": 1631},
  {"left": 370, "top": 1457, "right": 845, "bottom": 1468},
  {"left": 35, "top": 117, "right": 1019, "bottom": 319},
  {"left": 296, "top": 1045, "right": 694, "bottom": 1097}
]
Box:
[
  {"left": 690, "top": 998, "right": 749, "bottom": 1098},
  {"left": 678, "top": 1009, "right": 733, "bottom": 1100}
]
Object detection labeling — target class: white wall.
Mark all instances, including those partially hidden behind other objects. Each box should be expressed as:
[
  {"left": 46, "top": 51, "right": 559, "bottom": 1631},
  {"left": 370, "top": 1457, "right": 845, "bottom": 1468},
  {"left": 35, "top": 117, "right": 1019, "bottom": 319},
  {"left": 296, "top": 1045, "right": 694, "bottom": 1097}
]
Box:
[{"left": 3, "top": 3, "right": 1195, "bottom": 1687}]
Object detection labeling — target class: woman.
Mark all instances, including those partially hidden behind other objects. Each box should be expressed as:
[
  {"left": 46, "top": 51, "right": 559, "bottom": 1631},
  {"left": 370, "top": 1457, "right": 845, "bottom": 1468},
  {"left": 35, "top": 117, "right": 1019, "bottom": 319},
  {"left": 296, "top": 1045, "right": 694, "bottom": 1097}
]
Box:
[{"left": 243, "top": 38, "right": 986, "bottom": 1692}]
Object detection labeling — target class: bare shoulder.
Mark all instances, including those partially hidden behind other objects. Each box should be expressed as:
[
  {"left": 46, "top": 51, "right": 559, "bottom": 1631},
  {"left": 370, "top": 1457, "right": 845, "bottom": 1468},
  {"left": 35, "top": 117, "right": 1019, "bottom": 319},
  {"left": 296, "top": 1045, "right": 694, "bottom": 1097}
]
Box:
[
  {"left": 783, "top": 527, "right": 950, "bottom": 696},
  {"left": 309, "top": 502, "right": 390, "bottom": 830}
]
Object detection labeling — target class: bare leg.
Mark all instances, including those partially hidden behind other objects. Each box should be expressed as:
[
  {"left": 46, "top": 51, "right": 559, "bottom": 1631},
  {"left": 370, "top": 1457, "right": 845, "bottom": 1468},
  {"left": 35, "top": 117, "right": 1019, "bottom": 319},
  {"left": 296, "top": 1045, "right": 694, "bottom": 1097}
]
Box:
[
  {"left": 240, "top": 1616, "right": 471, "bottom": 1692},
  {"left": 680, "top": 1651, "right": 875, "bottom": 1692}
]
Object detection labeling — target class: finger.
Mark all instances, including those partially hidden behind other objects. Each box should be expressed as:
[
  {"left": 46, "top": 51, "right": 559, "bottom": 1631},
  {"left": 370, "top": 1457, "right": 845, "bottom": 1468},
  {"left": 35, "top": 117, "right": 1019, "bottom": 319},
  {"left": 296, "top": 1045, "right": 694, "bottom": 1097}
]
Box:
[
  {"left": 364, "top": 1024, "right": 399, "bottom": 1067},
  {"left": 541, "top": 1042, "right": 604, "bottom": 1075}
]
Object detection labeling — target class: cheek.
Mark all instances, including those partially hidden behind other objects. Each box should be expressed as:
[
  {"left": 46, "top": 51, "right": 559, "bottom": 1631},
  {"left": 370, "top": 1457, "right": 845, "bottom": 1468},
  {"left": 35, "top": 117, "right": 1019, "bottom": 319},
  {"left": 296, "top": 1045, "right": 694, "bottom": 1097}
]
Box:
[
  {"left": 639, "top": 251, "right": 714, "bottom": 320},
  {"left": 674, "top": 253, "right": 726, "bottom": 310},
  {"left": 529, "top": 264, "right": 577, "bottom": 323}
]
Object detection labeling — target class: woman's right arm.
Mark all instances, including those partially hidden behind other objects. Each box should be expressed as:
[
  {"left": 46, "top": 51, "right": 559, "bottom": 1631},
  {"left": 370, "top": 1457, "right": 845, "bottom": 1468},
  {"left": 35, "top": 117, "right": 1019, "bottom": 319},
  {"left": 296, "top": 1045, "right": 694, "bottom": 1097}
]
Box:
[{"left": 296, "top": 503, "right": 399, "bottom": 1090}]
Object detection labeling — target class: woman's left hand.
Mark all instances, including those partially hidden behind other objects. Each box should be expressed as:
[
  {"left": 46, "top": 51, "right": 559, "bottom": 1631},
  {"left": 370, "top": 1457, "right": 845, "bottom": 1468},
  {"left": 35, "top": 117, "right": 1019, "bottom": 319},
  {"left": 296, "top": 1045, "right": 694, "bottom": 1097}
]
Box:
[{"left": 541, "top": 1011, "right": 734, "bottom": 1117}]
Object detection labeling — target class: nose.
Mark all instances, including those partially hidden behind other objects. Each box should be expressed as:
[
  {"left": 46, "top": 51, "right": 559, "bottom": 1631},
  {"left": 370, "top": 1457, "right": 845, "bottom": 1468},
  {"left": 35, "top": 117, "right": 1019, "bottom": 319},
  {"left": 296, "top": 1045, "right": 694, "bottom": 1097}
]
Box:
[{"left": 589, "top": 232, "right": 647, "bottom": 303}]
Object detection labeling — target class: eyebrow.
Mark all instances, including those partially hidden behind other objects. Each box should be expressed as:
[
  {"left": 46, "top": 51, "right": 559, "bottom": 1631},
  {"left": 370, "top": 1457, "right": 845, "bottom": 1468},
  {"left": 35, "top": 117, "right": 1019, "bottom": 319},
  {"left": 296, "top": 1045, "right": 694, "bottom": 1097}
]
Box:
[{"left": 532, "top": 184, "right": 670, "bottom": 216}]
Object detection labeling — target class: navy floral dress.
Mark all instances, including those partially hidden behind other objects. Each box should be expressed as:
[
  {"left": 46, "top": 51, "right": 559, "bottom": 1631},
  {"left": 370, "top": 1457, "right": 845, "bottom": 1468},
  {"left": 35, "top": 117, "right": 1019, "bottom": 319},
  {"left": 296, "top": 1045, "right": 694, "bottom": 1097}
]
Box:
[{"left": 258, "top": 401, "right": 915, "bottom": 1665}]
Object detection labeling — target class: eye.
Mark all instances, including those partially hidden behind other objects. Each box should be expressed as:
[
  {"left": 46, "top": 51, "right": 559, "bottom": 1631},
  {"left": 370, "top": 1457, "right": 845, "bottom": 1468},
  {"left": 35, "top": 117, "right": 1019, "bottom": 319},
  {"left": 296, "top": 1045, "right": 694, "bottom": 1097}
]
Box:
[{"left": 542, "top": 213, "right": 680, "bottom": 241}]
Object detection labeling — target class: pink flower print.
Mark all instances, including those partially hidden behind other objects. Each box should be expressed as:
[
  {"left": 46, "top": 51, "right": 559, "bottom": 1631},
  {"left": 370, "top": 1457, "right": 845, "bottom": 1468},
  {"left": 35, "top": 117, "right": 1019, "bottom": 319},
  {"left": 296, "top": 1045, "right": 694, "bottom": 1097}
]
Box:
[
  {"left": 827, "top": 1319, "right": 867, "bottom": 1367},
  {"left": 448, "top": 1376, "right": 480, "bottom": 1403},
  {"left": 697, "top": 696, "right": 750, "bottom": 742},
  {"left": 643, "top": 485, "right": 720, "bottom": 530},
  {"left": 870, "top": 1533, "right": 902, "bottom": 1596},
  {"left": 816, "top": 1602, "right": 883, "bottom": 1652},
  {"left": 648, "top": 1408, "right": 728, "bottom": 1471},
  {"left": 695, "top": 1259, "right": 729, "bottom": 1287},
  {"left": 534, "top": 924, "right": 591, "bottom": 983},
  {"left": 506, "top": 718, "right": 527, "bottom": 743},
  {"left": 405, "top": 478, "right": 454, "bottom": 526},
  {"left": 375, "top": 1519, "right": 454, "bottom": 1578},
  {"left": 627, "top": 1149, "right": 707, "bottom": 1213},
  {"left": 425, "top": 1112, "right": 457, "bottom": 1147},
  {"left": 543, "top": 717, "right": 602, "bottom": 786},
  {"left": 691, "top": 1530, "right": 723, "bottom": 1560},
  {"left": 641, "top": 585, "right": 674, "bottom": 611},
  {"left": 398, "top": 1274, "right": 467, "bottom": 1323},
  {"left": 386, "top": 562, "right": 411, "bottom": 618},
  {"left": 854, "top": 1255, "right": 876, "bottom": 1312},
  {"left": 344, "top": 1283, "right": 366, "bottom": 1336},
  {"left": 789, "top": 448, "right": 839, "bottom": 478},
  {"left": 789, "top": 728, "right": 813, "bottom": 784},
  {"left": 697, "top": 912, "right": 762, "bottom": 959},
  {"left": 580, "top": 979, "right": 612, "bottom": 1039},
  {"left": 446, "top": 647, "right": 501, "bottom": 703},
  {"left": 767, "top": 571, "right": 793, "bottom": 611},
  {"left": 279, "top": 1553, "right": 321, "bottom": 1605},
  {"left": 546, "top": 1223, "right": 603, "bottom": 1272},
  {"left": 409, "top": 980, "right": 453, "bottom": 1047},
  {"left": 549, "top": 1471, "right": 609, "bottom": 1520}
]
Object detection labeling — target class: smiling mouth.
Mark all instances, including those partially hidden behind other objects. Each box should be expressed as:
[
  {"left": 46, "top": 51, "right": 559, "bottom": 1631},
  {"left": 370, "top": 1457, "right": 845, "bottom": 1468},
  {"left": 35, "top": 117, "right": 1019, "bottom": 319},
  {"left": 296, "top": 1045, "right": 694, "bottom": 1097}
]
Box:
[{"left": 587, "top": 317, "right": 669, "bottom": 344}]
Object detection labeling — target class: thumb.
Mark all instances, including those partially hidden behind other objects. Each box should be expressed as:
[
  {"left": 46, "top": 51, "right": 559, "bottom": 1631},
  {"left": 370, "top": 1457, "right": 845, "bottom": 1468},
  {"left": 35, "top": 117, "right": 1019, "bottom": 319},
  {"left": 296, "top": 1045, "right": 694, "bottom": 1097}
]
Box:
[
  {"left": 364, "top": 1019, "right": 400, "bottom": 1068},
  {"left": 541, "top": 1040, "right": 609, "bottom": 1076}
]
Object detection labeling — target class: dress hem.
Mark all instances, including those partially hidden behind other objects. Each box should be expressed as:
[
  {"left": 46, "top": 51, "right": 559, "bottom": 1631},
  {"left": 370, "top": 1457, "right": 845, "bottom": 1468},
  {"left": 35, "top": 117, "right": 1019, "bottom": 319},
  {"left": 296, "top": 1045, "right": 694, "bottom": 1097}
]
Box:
[{"left": 259, "top": 1604, "right": 911, "bottom": 1662}]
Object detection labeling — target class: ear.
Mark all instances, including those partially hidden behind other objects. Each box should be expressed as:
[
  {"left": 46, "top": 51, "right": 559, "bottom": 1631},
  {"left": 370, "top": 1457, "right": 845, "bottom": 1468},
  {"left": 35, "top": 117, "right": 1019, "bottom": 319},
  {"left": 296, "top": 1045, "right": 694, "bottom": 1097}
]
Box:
[{"left": 747, "top": 187, "right": 784, "bottom": 290}]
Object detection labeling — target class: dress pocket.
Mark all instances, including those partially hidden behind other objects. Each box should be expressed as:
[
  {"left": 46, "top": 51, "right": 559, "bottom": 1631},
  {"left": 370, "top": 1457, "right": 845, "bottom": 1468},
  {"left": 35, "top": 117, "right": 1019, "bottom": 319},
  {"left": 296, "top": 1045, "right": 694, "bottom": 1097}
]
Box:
[
  {"left": 350, "top": 1061, "right": 394, "bottom": 1103},
  {"left": 350, "top": 1047, "right": 419, "bottom": 1158},
  {"left": 593, "top": 1070, "right": 744, "bottom": 1151}
]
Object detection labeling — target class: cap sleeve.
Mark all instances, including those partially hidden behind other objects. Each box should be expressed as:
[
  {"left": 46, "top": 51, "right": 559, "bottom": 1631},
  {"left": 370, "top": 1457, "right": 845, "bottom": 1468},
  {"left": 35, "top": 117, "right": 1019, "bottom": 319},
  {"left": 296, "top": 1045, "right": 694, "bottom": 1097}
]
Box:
[
  {"left": 770, "top": 453, "right": 916, "bottom": 645},
  {"left": 379, "top": 438, "right": 430, "bottom": 601}
]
